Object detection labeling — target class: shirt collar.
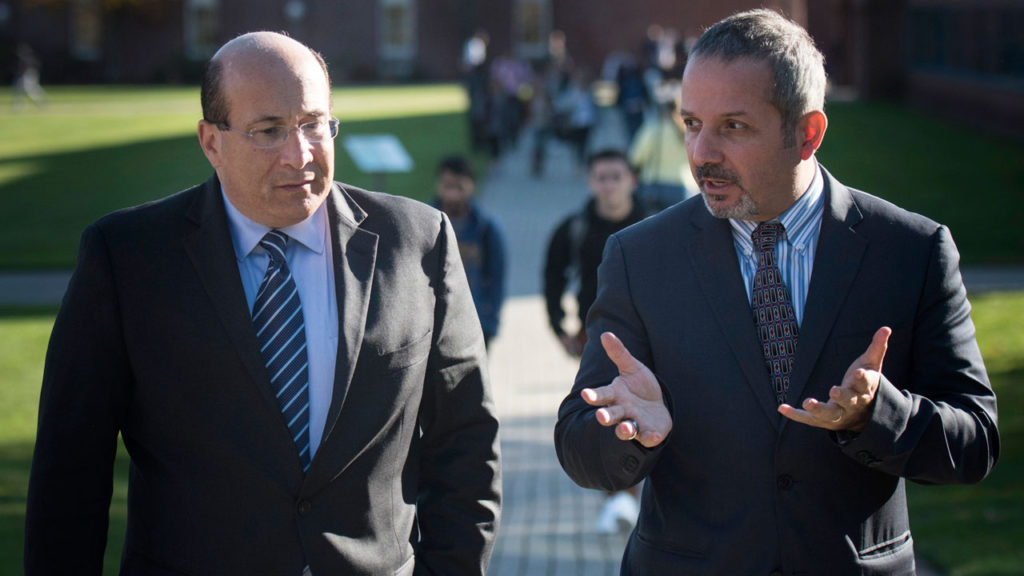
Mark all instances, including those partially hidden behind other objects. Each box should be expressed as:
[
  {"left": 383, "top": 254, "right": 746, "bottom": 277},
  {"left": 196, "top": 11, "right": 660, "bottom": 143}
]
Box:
[
  {"left": 730, "top": 164, "right": 824, "bottom": 253},
  {"left": 221, "top": 188, "right": 328, "bottom": 261}
]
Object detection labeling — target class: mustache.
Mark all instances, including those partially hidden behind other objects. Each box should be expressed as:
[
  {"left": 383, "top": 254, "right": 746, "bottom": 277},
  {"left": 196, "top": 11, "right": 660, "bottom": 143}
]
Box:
[{"left": 695, "top": 164, "right": 739, "bottom": 184}]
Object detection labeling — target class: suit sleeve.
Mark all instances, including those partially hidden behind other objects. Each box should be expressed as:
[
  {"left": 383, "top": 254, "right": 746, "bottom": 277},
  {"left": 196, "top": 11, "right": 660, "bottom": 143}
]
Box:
[
  {"left": 25, "top": 224, "right": 129, "bottom": 575},
  {"left": 839, "top": 225, "right": 999, "bottom": 485},
  {"left": 415, "top": 212, "right": 501, "bottom": 576},
  {"left": 554, "top": 234, "right": 669, "bottom": 491}
]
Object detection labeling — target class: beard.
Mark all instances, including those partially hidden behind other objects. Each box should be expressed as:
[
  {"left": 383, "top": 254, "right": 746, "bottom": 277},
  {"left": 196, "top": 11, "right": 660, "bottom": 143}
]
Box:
[
  {"left": 702, "top": 190, "right": 759, "bottom": 220},
  {"left": 696, "top": 164, "right": 760, "bottom": 220}
]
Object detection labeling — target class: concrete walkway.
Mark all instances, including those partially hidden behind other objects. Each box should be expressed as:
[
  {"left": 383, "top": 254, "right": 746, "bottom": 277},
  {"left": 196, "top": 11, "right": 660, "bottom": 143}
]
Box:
[{"left": 0, "top": 105, "right": 1014, "bottom": 575}]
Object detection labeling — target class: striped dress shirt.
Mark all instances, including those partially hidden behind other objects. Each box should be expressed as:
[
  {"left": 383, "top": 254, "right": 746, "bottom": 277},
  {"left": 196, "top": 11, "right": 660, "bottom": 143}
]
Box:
[{"left": 730, "top": 165, "right": 825, "bottom": 326}]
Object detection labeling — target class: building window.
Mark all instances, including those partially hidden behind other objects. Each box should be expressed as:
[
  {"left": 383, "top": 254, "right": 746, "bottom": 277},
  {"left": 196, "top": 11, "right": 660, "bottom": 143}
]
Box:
[
  {"left": 70, "top": 0, "right": 102, "bottom": 61},
  {"left": 185, "top": 0, "right": 219, "bottom": 61},
  {"left": 515, "top": 0, "right": 550, "bottom": 60},
  {"left": 378, "top": 0, "right": 416, "bottom": 78}
]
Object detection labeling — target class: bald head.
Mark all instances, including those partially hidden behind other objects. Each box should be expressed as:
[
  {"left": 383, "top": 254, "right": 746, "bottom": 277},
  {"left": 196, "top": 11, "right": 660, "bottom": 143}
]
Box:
[{"left": 201, "top": 32, "right": 330, "bottom": 125}]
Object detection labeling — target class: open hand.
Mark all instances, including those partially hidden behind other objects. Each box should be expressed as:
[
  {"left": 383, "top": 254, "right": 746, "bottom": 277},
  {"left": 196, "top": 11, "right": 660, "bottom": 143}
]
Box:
[
  {"left": 779, "top": 326, "right": 891, "bottom": 432},
  {"left": 581, "top": 332, "right": 673, "bottom": 447}
]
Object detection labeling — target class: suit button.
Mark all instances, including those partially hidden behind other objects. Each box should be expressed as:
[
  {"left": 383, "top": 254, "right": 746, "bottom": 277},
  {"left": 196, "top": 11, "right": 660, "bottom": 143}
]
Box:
[
  {"left": 776, "top": 474, "right": 794, "bottom": 491},
  {"left": 298, "top": 500, "right": 312, "bottom": 516},
  {"left": 622, "top": 455, "right": 639, "bottom": 474},
  {"left": 856, "top": 450, "right": 874, "bottom": 464}
]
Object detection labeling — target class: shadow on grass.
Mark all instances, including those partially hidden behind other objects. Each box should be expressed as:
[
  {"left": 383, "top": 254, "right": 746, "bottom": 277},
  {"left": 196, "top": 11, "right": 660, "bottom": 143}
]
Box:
[
  {"left": 908, "top": 366, "right": 1024, "bottom": 574},
  {"left": 0, "top": 112, "right": 484, "bottom": 270}
]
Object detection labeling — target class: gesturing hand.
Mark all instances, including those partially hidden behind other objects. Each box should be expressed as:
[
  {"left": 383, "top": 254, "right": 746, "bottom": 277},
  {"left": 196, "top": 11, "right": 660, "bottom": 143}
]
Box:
[
  {"left": 779, "top": 326, "right": 891, "bottom": 432},
  {"left": 580, "top": 332, "right": 673, "bottom": 448}
]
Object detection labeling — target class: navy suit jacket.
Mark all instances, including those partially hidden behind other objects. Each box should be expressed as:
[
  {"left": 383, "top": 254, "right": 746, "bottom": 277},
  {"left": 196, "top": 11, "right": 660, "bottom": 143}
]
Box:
[
  {"left": 555, "top": 167, "right": 998, "bottom": 575},
  {"left": 26, "top": 176, "right": 501, "bottom": 575}
]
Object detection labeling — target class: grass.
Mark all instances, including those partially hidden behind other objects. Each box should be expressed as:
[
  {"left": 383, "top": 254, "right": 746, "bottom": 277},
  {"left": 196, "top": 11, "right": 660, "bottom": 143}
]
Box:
[
  {"left": 0, "top": 84, "right": 487, "bottom": 269},
  {"left": 817, "top": 100, "right": 1024, "bottom": 265},
  {"left": 906, "top": 293, "right": 1024, "bottom": 575}
]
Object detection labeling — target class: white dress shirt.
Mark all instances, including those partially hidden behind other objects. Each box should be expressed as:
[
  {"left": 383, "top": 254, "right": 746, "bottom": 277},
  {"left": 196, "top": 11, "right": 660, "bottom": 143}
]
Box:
[
  {"left": 221, "top": 190, "right": 341, "bottom": 458},
  {"left": 729, "top": 164, "right": 825, "bottom": 326}
]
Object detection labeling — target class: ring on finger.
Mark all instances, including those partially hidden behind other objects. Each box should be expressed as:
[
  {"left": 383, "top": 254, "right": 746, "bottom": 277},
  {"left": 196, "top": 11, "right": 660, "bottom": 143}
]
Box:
[
  {"left": 831, "top": 406, "right": 846, "bottom": 423},
  {"left": 625, "top": 419, "right": 639, "bottom": 441}
]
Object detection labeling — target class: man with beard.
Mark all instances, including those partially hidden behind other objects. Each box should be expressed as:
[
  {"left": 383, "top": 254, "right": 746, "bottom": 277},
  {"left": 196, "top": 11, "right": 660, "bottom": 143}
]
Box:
[{"left": 555, "top": 9, "right": 998, "bottom": 575}]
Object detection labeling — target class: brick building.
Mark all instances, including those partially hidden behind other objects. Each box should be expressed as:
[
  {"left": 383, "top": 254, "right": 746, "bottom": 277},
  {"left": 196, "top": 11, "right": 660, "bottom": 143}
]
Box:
[{"left": 1, "top": 0, "right": 1021, "bottom": 138}]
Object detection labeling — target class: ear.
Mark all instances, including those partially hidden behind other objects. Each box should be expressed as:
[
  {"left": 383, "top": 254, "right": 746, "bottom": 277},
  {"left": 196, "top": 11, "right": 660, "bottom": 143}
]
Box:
[
  {"left": 197, "top": 120, "right": 223, "bottom": 168},
  {"left": 798, "top": 110, "right": 827, "bottom": 161}
]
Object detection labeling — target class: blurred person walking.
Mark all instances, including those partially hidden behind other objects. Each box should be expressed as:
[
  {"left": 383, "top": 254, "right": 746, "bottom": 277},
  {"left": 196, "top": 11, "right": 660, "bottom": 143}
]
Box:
[
  {"left": 628, "top": 80, "right": 698, "bottom": 213},
  {"left": 432, "top": 156, "right": 507, "bottom": 348},
  {"left": 11, "top": 44, "right": 47, "bottom": 110},
  {"left": 544, "top": 149, "right": 648, "bottom": 533}
]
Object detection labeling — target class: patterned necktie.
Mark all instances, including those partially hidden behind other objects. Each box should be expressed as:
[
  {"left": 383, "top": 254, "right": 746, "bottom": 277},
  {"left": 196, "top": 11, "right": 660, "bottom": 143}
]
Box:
[
  {"left": 751, "top": 221, "right": 799, "bottom": 405},
  {"left": 252, "top": 230, "right": 311, "bottom": 471}
]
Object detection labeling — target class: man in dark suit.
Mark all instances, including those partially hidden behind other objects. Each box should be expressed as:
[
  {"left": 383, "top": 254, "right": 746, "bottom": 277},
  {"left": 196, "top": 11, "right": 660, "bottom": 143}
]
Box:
[
  {"left": 555, "top": 10, "right": 998, "bottom": 575},
  {"left": 26, "top": 32, "right": 501, "bottom": 575}
]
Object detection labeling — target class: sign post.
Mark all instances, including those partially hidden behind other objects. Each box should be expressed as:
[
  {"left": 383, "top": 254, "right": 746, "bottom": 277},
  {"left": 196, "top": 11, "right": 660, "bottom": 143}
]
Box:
[{"left": 342, "top": 134, "right": 414, "bottom": 192}]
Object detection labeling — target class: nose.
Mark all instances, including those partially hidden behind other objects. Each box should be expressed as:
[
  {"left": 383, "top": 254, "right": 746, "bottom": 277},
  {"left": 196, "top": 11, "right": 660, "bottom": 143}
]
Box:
[
  {"left": 278, "top": 129, "right": 316, "bottom": 169},
  {"left": 688, "top": 128, "right": 722, "bottom": 167}
]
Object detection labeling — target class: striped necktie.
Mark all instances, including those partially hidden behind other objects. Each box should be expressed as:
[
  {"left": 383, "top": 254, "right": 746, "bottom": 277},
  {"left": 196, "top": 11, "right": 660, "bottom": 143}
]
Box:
[
  {"left": 252, "top": 230, "right": 311, "bottom": 471},
  {"left": 751, "top": 221, "right": 799, "bottom": 405}
]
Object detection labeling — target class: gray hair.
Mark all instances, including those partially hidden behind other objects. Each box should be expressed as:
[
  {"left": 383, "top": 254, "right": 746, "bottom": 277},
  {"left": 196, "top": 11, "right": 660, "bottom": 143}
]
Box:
[{"left": 688, "top": 9, "right": 826, "bottom": 146}]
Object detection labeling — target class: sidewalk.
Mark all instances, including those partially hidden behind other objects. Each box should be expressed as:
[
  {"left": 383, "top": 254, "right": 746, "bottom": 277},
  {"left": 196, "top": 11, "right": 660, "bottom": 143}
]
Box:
[{"left": 479, "top": 112, "right": 633, "bottom": 575}]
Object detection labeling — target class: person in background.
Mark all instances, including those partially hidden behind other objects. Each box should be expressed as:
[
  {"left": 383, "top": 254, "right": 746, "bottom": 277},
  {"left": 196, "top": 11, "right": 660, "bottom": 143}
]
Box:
[
  {"left": 544, "top": 149, "right": 648, "bottom": 533},
  {"left": 555, "top": 10, "right": 997, "bottom": 574},
  {"left": 433, "top": 155, "right": 507, "bottom": 348},
  {"left": 12, "top": 43, "right": 47, "bottom": 110},
  {"left": 25, "top": 31, "right": 501, "bottom": 575},
  {"left": 461, "top": 29, "right": 491, "bottom": 154},
  {"left": 628, "top": 80, "right": 698, "bottom": 213}
]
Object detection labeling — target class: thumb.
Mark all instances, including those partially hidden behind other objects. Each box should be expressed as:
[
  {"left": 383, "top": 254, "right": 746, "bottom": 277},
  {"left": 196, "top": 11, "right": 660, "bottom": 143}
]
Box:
[
  {"left": 863, "top": 326, "right": 892, "bottom": 371},
  {"left": 601, "top": 332, "right": 640, "bottom": 376}
]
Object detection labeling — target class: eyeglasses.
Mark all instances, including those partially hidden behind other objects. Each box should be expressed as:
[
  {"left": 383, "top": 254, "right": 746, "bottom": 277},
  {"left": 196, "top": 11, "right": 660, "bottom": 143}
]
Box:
[{"left": 215, "top": 117, "right": 340, "bottom": 149}]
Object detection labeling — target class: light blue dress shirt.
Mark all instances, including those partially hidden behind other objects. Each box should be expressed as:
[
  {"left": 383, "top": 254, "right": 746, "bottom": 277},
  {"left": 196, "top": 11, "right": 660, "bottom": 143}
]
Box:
[
  {"left": 730, "top": 165, "right": 825, "bottom": 326},
  {"left": 221, "top": 191, "right": 339, "bottom": 458}
]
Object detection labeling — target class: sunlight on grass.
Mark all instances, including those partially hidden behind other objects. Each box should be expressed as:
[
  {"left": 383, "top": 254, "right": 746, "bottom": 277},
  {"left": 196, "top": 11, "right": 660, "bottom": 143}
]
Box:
[
  {"left": 0, "top": 84, "right": 481, "bottom": 269},
  {"left": 0, "top": 84, "right": 467, "bottom": 160}
]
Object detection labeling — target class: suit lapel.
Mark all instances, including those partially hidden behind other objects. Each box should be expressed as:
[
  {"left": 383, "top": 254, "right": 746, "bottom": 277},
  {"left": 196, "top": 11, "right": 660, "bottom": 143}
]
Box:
[
  {"left": 317, "top": 184, "right": 378, "bottom": 452},
  {"left": 182, "top": 177, "right": 278, "bottom": 409},
  {"left": 784, "top": 169, "right": 866, "bottom": 410},
  {"left": 687, "top": 208, "right": 783, "bottom": 429}
]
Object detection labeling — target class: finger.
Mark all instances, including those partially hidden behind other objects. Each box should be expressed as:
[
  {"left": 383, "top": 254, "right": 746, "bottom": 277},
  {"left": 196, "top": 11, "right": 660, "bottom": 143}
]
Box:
[
  {"left": 600, "top": 332, "right": 641, "bottom": 376},
  {"left": 615, "top": 419, "right": 638, "bottom": 441},
  {"left": 595, "top": 405, "right": 627, "bottom": 427},
  {"left": 862, "top": 326, "right": 891, "bottom": 371},
  {"left": 581, "top": 386, "right": 615, "bottom": 406},
  {"left": 801, "top": 397, "right": 844, "bottom": 423},
  {"left": 637, "top": 430, "right": 666, "bottom": 448},
  {"left": 778, "top": 404, "right": 816, "bottom": 426},
  {"left": 829, "top": 385, "right": 855, "bottom": 405}
]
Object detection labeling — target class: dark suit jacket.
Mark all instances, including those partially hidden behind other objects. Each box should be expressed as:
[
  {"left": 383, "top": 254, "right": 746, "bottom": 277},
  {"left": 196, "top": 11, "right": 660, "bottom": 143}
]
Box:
[
  {"left": 26, "top": 176, "right": 501, "bottom": 575},
  {"left": 555, "top": 167, "right": 998, "bottom": 575}
]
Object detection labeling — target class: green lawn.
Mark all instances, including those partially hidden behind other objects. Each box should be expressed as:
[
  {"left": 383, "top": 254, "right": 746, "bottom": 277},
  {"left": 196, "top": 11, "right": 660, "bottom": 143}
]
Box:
[
  {"left": 817, "top": 100, "right": 1024, "bottom": 265},
  {"left": 0, "top": 84, "right": 487, "bottom": 269}
]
